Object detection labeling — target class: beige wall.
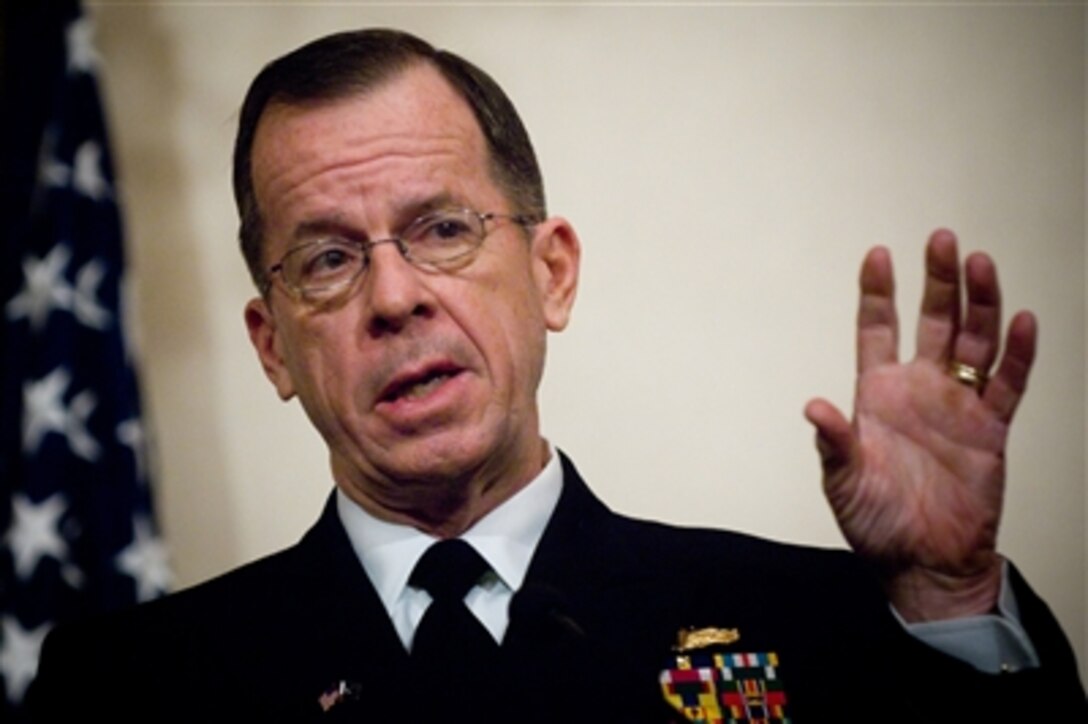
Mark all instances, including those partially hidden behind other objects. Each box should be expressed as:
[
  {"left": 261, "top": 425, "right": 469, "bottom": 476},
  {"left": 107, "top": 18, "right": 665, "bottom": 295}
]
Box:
[{"left": 90, "top": 2, "right": 1085, "bottom": 675}]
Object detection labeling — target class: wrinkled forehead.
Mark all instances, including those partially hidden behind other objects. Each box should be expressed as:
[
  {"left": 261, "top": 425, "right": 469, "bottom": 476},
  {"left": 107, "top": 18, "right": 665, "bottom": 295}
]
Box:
[{"left": 250, "top": 64, "right": 492, "bottom": 197}]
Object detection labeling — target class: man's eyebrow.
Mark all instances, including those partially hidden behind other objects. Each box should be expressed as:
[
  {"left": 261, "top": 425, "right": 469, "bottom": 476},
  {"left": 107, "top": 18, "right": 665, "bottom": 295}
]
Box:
[
  {"left": 291, "top": 216, "right": 356, "bottom": 242},
  {"left": 290, "top": 193, "right": 468, "bottom": 242},
  {"left": 389, "top": 192, "right": 465, "bottom": 226}
]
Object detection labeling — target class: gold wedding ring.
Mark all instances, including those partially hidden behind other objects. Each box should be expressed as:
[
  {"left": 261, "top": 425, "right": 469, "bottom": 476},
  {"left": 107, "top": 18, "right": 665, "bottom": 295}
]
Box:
[{"left": 949, "top": 361, "right": 988, "bottom": 392}]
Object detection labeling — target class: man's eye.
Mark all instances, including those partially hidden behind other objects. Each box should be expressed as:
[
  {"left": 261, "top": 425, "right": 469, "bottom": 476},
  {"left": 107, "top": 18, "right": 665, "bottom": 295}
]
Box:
[
  {"left": 299, "top": 244, "right": 360, "bottom": 279},
  {"left": 417, "top": 216, "right": 474, "bottom": 245}
]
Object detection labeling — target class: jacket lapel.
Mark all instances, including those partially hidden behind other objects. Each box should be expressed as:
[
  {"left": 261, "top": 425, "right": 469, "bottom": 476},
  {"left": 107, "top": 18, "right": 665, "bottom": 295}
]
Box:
[
  {"left": 500, "top": 454, "right": 679, "bottom": 721},
  {"left": 278, "top": 495, "right": 412, "bottom": 720}
]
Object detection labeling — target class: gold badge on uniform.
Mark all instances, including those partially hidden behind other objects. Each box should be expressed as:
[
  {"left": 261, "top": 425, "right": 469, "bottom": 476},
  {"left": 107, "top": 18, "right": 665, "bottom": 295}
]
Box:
[
  {"left": 675, "top": 627, "right": 740, "bottom": 651},
  {"left": 660, "top": 627, "right": 789, "bottom": 723}
]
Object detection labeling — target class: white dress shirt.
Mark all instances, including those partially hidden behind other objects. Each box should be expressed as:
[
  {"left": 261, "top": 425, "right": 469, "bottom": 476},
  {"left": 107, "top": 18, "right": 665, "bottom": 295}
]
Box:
[
  {"left": 336, "top": 448, "right": 562, "bottom": 651},
  {"left": 335, "top": 445, "right": 1037, "bottom": 673}
]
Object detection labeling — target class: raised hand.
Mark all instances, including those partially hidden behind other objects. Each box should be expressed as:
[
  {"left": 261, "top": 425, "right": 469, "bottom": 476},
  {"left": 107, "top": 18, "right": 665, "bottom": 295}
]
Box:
[{"left": 804, "top": 229, "right": 1037, "bottom": 621}]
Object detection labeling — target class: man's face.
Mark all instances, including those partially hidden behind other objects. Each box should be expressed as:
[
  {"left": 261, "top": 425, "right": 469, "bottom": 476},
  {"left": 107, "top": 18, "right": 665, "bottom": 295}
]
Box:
[{"left": 244, "top": 65, "right": 579, "bottom": 516}]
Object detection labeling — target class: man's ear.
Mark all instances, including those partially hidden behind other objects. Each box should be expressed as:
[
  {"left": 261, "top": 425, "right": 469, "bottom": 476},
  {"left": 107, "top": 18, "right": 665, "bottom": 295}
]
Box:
[
  {"left": 530, "top": 217, "right": 581, "bottom": 332},
  {"left": 244, "top": 297, "right": 296, "bottom": 400}
]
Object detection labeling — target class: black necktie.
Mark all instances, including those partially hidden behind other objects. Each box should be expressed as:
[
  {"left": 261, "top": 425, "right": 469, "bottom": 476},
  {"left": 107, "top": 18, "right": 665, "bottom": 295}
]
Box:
[{"left": 409, "top": 539, "right": 499, "bottom": 691}]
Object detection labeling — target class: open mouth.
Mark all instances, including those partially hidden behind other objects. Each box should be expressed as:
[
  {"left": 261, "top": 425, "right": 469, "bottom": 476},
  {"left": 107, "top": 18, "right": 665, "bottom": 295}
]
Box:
[{"left": 379, "top": 365, "right": 462, "bottom": 404}]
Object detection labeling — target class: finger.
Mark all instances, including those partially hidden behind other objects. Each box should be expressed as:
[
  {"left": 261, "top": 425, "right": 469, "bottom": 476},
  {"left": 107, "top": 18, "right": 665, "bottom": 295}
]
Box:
[
  {"left": 953, "top": 252, "right": 1002, "bottom": 372},
  {"left": 981, "top": 311, "right": 1036, "bottom": 423},
  {"left": 804, "top": 398, "right": 856, "bottom": 477},
  {"left": 915, "top": 229, "right": 960, "bottom": 364},
  {"left": 857, "top": 246, "right": 898, "bottom": 372}
]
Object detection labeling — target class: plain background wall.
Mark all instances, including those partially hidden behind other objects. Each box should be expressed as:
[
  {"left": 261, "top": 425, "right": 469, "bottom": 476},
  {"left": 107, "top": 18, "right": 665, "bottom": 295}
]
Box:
[{"left": 88, "top": 2, "right": 1085, "bottom": 677}]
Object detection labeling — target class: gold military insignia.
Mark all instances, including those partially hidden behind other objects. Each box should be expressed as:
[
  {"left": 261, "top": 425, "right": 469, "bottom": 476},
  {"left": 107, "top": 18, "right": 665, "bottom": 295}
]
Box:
[
  {"left": 663, "top": 625, "right": 789, "bottom": 722},
  {"left": 674, "top": 626, "right": 741, "bottom": 652}
]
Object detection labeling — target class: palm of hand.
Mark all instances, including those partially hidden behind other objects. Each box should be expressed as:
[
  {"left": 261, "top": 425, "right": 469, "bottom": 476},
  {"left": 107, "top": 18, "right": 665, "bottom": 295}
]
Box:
[
  {"left": 804, "top": 230, "right": 1035, "bottom": 619},
  {"left": 830, "top": 360, "right": 1006, "bottom": 578}
]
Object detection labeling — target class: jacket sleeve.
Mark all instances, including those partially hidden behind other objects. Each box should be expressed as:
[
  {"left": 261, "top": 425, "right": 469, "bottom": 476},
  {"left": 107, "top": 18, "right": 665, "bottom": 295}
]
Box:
[{"left": 891, "top": 562, "right": 1086, "bottom": 720}]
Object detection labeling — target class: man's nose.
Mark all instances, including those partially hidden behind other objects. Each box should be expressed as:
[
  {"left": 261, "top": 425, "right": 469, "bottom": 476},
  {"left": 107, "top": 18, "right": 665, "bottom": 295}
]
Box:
[{"left": 359, "top": 241, "right": 434, "bottom": 335}]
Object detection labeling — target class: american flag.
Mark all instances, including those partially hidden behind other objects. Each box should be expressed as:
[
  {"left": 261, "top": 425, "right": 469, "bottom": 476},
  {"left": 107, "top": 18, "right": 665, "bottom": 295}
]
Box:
[{"left": 1, "top": 2, "right": 170, "bottom": 719}]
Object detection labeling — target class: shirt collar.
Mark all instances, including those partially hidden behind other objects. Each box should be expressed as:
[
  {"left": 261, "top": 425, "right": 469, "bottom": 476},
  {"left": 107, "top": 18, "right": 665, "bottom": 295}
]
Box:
[{"left": 336, "top": 445, "right": 563, "bottom": 614}]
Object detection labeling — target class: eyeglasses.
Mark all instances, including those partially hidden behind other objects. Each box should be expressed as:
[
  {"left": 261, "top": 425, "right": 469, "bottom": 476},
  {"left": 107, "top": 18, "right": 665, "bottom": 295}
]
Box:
[{"left": 262, "top": 208, "right": 538, "bottom": 302}]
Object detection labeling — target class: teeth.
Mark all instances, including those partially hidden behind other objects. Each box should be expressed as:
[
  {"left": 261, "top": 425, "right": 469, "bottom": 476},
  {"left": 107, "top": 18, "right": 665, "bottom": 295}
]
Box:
[{"left": 403, "top": 373, "right": 449, "bottom": 400}]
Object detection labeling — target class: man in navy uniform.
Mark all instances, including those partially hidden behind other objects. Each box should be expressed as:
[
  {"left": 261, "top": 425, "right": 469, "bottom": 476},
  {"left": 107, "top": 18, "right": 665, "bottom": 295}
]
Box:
[{"left": 31, "top": 28, "right": 1085, "bottom": 722}]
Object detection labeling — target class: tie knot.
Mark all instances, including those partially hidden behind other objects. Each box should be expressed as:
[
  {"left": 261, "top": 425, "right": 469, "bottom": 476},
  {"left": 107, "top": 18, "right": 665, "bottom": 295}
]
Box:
[{"left": 409, "top": 539, "right": 490, "bottom": 602}]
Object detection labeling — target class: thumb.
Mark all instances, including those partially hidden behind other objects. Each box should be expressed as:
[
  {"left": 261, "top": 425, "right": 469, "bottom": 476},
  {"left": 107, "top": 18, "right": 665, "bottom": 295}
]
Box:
[{"left": 803, "top": 398, "right": 855, "bottom": 479}]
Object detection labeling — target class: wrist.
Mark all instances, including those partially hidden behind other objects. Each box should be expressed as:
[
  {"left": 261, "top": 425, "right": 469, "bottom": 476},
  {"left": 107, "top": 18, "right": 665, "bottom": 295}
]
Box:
[{"left": 885, "top": 558, "right": 1003, "bottom": 623}]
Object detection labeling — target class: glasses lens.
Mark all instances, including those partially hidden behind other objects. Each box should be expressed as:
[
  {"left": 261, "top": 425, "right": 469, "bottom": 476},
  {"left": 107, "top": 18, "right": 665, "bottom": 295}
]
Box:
[
  {"left": 404, "top": 209, "right": 485, "bottom": 266},
  {"left": 283, "top": 239, "right": 365, "bottom": 295}
]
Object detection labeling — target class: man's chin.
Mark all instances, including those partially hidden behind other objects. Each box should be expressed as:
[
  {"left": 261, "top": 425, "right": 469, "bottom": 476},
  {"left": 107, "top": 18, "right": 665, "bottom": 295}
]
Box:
[{"left": 354, "top": 430, "right": 496, "bottom": 486}]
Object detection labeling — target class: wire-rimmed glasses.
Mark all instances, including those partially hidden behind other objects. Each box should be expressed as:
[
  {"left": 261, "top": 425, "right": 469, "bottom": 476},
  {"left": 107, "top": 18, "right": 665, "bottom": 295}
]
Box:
[{"left": 262, "top": 208, "right": 538, "bottom": 303}]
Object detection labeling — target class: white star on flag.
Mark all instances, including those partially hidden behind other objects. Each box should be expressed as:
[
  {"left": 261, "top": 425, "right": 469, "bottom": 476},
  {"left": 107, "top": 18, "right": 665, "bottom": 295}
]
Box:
[
  {"left": 5, "top": 245, "right": 74, "bottom": 332},
  {"left": 115, "top": 517, "right": 172, "bottom": 602},
  {"left": 23, "top": 367, "right": 101, "bottom": 461},
  {"left": 65, "top": 16, "right": 98, "bottom": 74},
  {"left": 4, "top": 494, "right": 69, "bottom": 581},
  {"left": 0, "top": 616, "right": 51, "bottom": 704},
  {"left": 72, "top": 141, "right": 111, "bottom": 201},
  {"left": 72, "top": 258, "right": 111, "bottom": 329}
]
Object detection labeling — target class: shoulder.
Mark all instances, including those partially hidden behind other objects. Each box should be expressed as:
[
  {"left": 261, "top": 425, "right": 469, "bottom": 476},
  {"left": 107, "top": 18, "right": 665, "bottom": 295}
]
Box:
[
  {"left": 555, "top": 451, "right": 868, "bottom": 587},
  {"left": 29, "top": 501, "right": 352, "bottom": 719},
  {"left": 544, "top": 456, "right": 888, "bottom": 642},
  {"left": 609, "top": 508, "right": 873, "bottom": 594},
  {"left": 35, "top": 540, "right": 305, "bottom": 669},
  {"left": 28, "top": 545, "right": 301, "bottom": 721}
]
